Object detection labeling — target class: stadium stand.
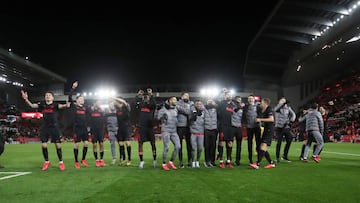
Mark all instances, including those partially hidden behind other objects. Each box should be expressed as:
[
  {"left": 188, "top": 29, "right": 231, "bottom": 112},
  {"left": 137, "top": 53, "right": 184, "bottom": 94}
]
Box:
[{"left": 292, "top": 73, "right": 360, "bottom": 142}]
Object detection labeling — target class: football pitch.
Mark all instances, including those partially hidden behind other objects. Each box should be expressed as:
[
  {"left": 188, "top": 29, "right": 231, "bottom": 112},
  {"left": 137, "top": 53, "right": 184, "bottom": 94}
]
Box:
[{"left": 0, "top": 141, "right": 359, "bottom": 203}]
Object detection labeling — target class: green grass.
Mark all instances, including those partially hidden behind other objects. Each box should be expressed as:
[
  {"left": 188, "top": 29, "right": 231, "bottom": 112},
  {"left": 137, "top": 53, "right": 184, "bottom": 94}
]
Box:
[{"left": 0, "top": 141, "right": 360, "bottom": 203}]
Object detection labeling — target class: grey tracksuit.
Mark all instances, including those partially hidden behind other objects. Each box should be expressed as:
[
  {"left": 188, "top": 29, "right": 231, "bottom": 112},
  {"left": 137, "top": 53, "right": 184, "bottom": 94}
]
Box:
[
  {"left": 274, "top": 104, "right": 296, "bottom": 128},
  {"left": 106, "top": 108, "right": 118, "bottom": 159},
  {"left": 157, "top": 103, "right": 181, "bottom": 163},
  {"left": 190, "top": 108, "right": 205, "bottom": 162},
  {"left": 242, "top": 103, "right": 261, "bottom": 163},
  {"left": 274, "top": 103, "right": 296, "bottom": 159},
  {"left": 176, "top": 99, "right": 193, "bottom": 127},
  {"left": 176, "top": 99, "right": 193, "bottom": 164},
  {"left": 231, "top": 108, "right": 243, "bottom": 128},
  {"left": 305, "top": 110, "right": 324, "bottom": 134},
  {"left": 302, "top": 109, "right": 324, "bottom": 158},
  {"left": 204, "top": 107, "right": 217, "bottom": 130},
  {"left": 243, "top": 104, "right": 260, "bottom": 128},
  {"left": 232, "top": 106, "right": 243, "bottom": 163},
  {"left": 204, "top": 105, "right": 218, "bottom": 163}
]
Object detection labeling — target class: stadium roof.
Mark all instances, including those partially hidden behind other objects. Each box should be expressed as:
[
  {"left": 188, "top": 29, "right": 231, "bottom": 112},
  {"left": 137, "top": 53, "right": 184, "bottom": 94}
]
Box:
[
  {"left": 244, "top": 0, "right": 360, "bottom": 87},
  {"left": 0, "top": 47, "right": 67, "bottom": 89}
]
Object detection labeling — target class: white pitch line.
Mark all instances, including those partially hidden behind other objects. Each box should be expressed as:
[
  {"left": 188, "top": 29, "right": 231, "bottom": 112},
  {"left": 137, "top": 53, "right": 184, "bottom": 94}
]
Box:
[
  {"left": 0, "top": 172, "right": 32, "bottom": 180},
  {"left": 296, "top": 148, "right": 360, "bottom": 157},
  {"left": 320, "top": 151, "right": 360, "bottom": 157}
]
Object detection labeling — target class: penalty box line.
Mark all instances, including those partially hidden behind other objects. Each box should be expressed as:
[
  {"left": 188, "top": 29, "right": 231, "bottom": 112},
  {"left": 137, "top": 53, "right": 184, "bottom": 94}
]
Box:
[{"left": 0, "top": 172, "right": 32, "bottom": 181}]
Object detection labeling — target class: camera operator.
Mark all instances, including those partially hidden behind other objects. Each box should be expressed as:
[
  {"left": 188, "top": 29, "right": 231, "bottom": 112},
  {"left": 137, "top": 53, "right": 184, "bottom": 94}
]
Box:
[
  {"left": 0, "top": 114, "right": 19, "bottom": 168},
  {"left": 274, "top": 97, "right": 296, "bottom": 163}
]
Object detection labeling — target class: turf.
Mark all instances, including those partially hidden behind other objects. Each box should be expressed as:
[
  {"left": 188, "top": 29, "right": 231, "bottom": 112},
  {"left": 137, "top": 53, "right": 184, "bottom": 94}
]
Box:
[{"left": 0, "top": 141, "right": 359, "bottom": 203}]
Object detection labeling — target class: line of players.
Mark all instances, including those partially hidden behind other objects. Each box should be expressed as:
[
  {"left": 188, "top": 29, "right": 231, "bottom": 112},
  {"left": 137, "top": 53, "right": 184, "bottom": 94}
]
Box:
[
  {"left": 157, "top": 89, "right": 277, "bottom": 171},
  {"left": 21, "top": 81, "right": 318, "bottom": 171},
  {"left": 21, "top": 81, "right": 134, "bottom": 171}
]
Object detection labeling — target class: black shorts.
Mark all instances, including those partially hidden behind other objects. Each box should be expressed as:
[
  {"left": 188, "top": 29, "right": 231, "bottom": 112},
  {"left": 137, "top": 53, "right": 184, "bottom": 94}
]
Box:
[
  {"left": 91, "top": 127, "right": 104, "bottom": 143},
  {"left": 116, "top": 125, "right": 131, "bottom": 141},
  {"left": 220, "top": 126, "right": 233, "bottom": 142},
  {"left": 40, "top": 125, "right": 61, "bottom": 143},
  {"left": 232, "top": 126, "right": 243, "bottom": 140},
  {"left": 177, "top": 126, "right": 190, "bottom": 139},
  {"left": 74, "top": 126, "right": 89, "bottom": 143},
  {"left": 261, "top": 127, "right": 274, "bottom": 146},
  {"left": 139, "top": 127, "right": 155, "bottom": 142}
]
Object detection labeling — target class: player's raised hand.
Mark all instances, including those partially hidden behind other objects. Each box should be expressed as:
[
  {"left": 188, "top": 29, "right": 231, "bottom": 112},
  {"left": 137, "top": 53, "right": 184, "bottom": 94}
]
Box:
[{"left": 21, "top": 90, "right": 28, "bottom": 100}]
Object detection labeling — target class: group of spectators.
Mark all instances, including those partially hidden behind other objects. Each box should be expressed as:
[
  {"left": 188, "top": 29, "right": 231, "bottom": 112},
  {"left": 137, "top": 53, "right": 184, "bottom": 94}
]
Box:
[{"left": 292, "top": 73, "right": 360, "bottom": 143}]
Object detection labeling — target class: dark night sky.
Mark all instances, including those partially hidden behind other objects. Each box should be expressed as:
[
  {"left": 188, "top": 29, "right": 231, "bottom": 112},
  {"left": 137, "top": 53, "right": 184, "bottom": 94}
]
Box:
[{"left": 0, "top": 3, "right": 278, "bottom": 91}]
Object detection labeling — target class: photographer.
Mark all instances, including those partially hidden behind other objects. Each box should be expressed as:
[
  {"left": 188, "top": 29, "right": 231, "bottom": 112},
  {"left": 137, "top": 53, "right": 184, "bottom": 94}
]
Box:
[
  {"left": 0, "top": 114, "right": 17, "bottom": 168},
  {"left": 274, "top": 97, "right": 296, "bottom": 163}
]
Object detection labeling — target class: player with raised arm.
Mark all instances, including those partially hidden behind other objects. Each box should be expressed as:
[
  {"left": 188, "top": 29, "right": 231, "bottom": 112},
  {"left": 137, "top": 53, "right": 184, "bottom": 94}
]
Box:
[
  {"left": 21, "top": 89, "right": 68, "bottom": 171},
  {"left": 68, "top": 81, "right": 89, "bottom": 169},
  {"left": 112, "top": 96, "right": 132, "bottom": 166},
  {"left": 134, "top": 88, "right": 157, "bottom": 169}
]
